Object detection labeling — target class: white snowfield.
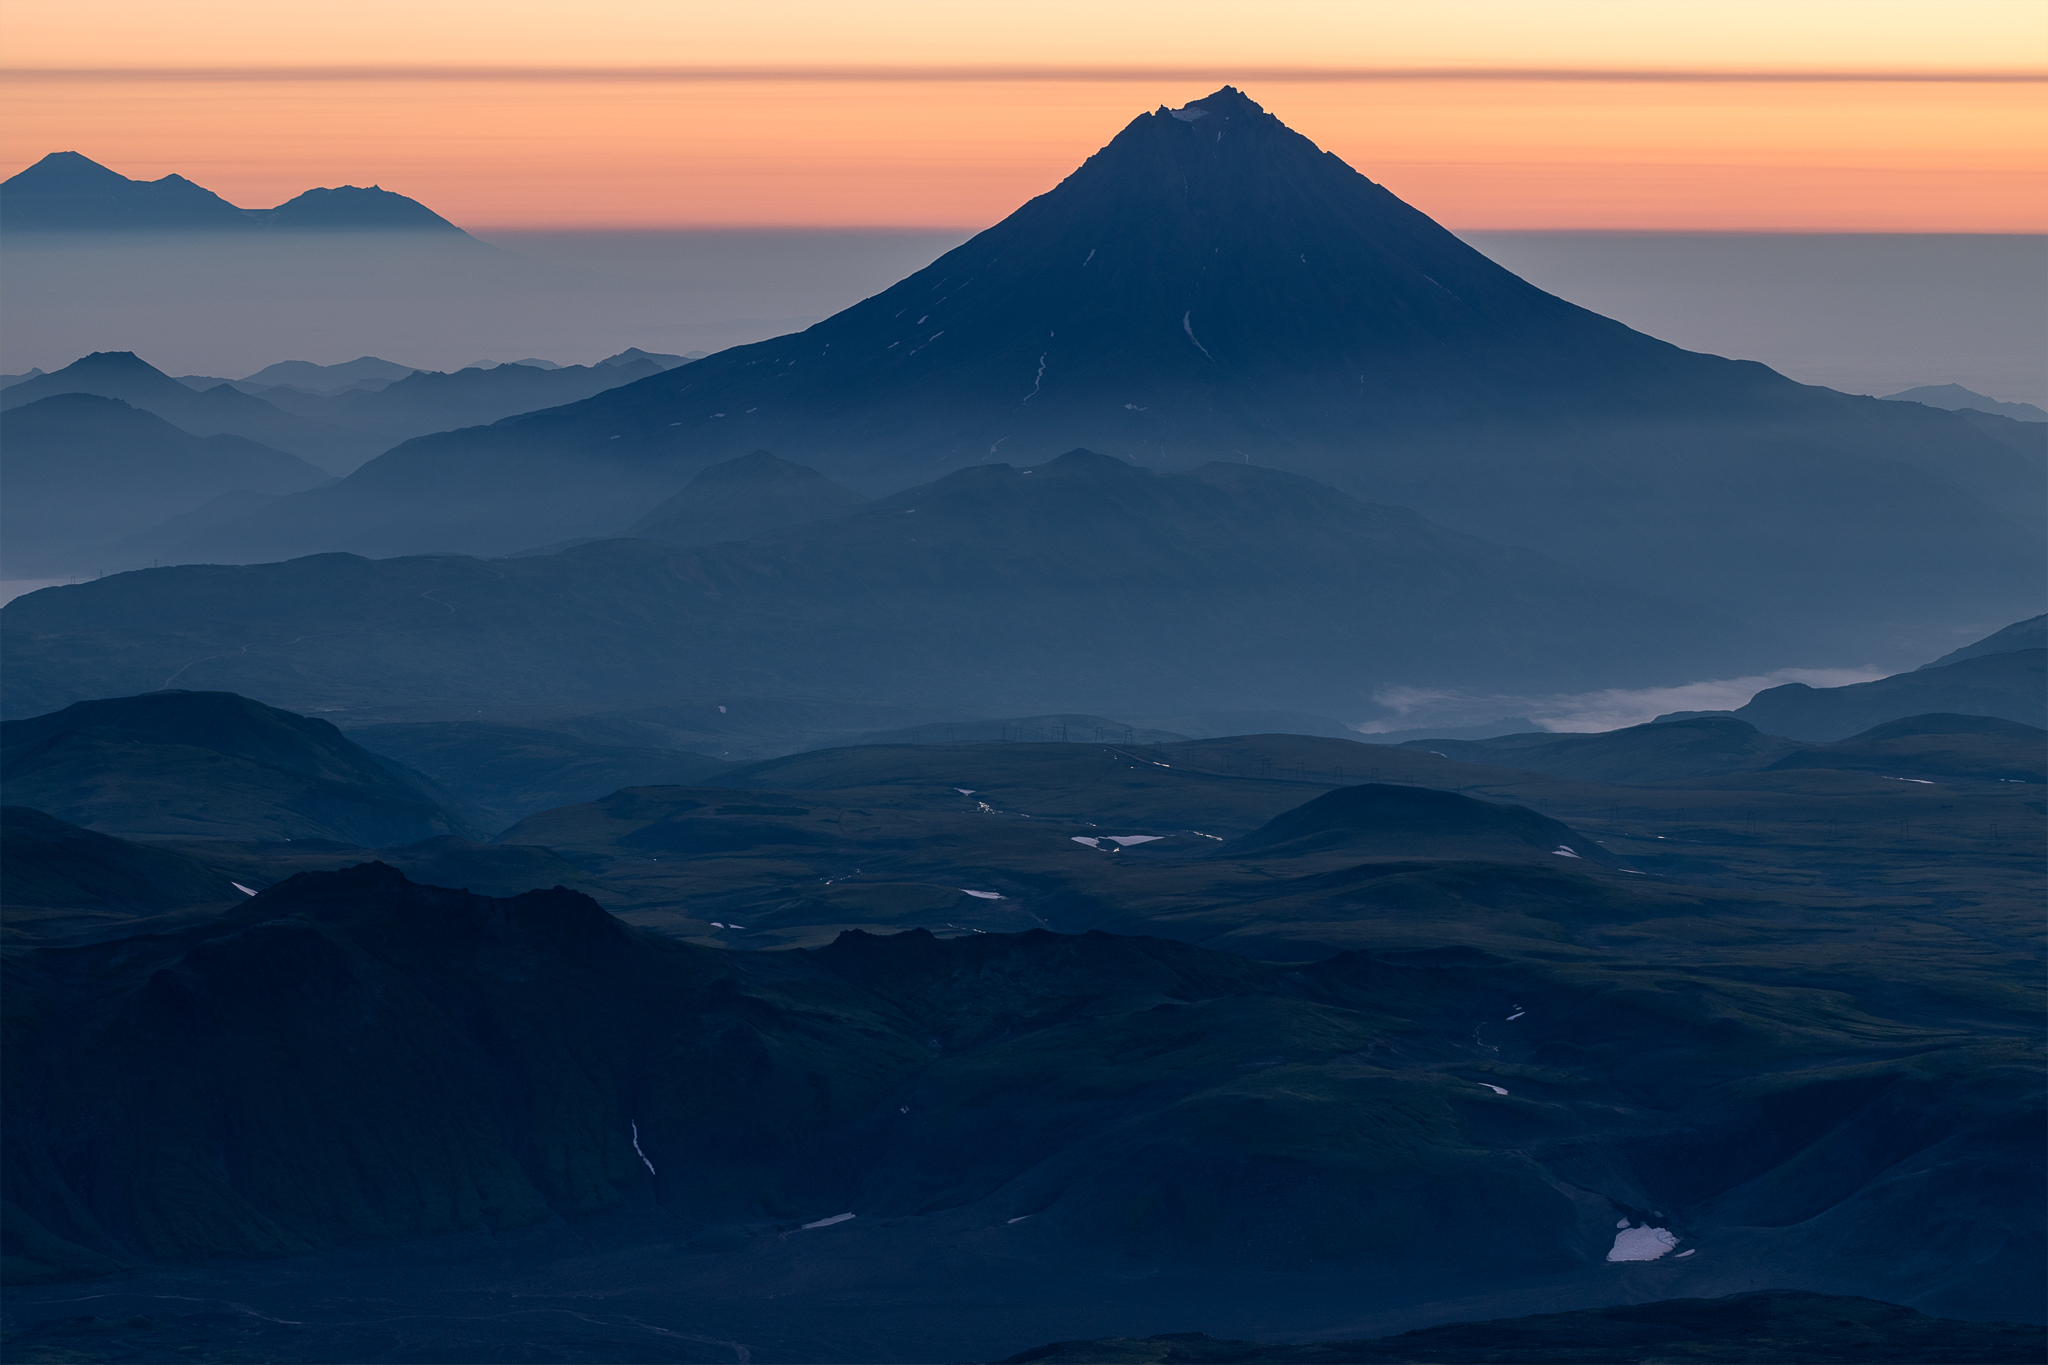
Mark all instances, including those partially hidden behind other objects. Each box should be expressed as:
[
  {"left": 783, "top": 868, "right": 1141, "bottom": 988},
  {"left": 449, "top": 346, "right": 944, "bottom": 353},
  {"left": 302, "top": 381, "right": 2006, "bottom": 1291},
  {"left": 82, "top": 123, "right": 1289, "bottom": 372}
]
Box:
[
  {"left": 961, "top": 890, "right": 1004, "bottom": 899},
  {"left": 1551, "top": 846, "right": 1582, "bottom": 858},
  {"left": 802, "top": 1212, "right": 855, "bottom": 1229},
  {"left": 231, "top": 882, "right": 258, "bottom": 896},
  {"left": 1475, "top": 1083, "right": 1508, "bottom": 1095},
  {"left": 1072, "top": 835, "right": 1163, "bottom": 849},
  {"left": 1607, "top": 1223, "right": 1680, "bottom": 1261}
]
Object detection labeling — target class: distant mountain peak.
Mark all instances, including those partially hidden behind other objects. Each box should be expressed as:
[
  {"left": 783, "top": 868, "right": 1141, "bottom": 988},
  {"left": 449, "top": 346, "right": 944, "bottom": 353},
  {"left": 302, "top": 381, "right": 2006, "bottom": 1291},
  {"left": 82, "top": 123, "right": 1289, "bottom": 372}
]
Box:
[
  {"left": 1880, "top": 383, "right": 2047, "bottom": 423},
  {"left": 0, "top": 153, "right": 465, "bottom": 234}
]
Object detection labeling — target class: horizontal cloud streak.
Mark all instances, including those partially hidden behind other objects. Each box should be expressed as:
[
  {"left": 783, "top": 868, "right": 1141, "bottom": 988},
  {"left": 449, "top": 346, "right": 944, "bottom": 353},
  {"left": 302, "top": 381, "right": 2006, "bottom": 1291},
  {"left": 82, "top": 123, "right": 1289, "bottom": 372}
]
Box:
[{"left": 5, "top": 65, "right": 2044, "bottom": 84}]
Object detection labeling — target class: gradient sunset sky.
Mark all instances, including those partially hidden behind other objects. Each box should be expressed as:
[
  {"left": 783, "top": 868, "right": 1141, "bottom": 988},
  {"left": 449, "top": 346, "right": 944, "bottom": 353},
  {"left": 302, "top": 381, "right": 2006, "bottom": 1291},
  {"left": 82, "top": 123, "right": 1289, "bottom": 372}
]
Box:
[{"left": 2, "top": 0, "right": 2043, "bottom": 231}]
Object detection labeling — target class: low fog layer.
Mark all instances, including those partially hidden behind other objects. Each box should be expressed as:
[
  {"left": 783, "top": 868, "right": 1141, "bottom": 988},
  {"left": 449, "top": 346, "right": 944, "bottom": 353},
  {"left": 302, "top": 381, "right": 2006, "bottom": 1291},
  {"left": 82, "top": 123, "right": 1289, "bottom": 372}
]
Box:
[{"left": 3, "top": 229, "right": 2041, "bottom": 407}]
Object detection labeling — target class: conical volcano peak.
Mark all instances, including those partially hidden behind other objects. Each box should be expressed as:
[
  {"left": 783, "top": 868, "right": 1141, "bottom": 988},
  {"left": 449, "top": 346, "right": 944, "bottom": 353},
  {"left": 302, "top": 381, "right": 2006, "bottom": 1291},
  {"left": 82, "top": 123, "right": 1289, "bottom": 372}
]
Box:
[{"left": 1170, "top": 86, "right": 1270, "bottom": 121}]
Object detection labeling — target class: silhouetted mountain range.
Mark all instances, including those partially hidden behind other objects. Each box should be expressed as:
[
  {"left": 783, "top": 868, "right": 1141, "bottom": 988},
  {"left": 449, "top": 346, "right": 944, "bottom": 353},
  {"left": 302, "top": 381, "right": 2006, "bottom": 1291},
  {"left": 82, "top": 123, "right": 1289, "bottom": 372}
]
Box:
[
  {"left": 623, "top": 449, "right": 871, "bottom": 545},
  {"left": 1408, "top": 712, "right": 2044, "bottom": 784},
  {"left": 0, "top": 449, "right": 1778, "bottom": 721},
  {"left": 0, "top": 152, "right": 463, "bottom": 233},
  {"left": 1882, "top": 383, "right": 2047, "bottom": 423},
  {"left": 0, "top": 394, "right": 331, "bottom": 575},
  {"left": 151, "top": 88, "right": 2043, "bottom": 656},
  {"left": 1921, "top": 612, "right": 2045, "bottom": 668},
  {"left": 0, "top": 351, "right": 378, "bottom": 469}
]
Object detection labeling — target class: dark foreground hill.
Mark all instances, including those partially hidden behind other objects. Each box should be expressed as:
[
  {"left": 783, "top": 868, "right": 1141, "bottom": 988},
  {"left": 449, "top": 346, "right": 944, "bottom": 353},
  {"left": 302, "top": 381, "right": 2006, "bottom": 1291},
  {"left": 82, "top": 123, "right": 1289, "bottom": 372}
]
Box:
[
  {"left": 6, "top": 863, "right": 2036, "bottom": 1329},
  {"left": 166, "top": 89, "right": 2044, "bottom": 658},
  {"left": 0, "top": 691, "right": 470, "bottom": 843},
  {"left": 1001, "top": 1291, "right": 2044, "bottom": 1364},
  {"left": 0, "top": 451, "right": 1775, "bottom": 721}
]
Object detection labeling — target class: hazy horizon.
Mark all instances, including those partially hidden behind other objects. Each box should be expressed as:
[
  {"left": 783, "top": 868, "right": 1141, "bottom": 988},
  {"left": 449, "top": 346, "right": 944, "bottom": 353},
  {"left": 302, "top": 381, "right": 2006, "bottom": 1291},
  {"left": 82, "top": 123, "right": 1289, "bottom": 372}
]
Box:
[{"left": 5, "top": 228, "right": 2042, "bottom": 406}]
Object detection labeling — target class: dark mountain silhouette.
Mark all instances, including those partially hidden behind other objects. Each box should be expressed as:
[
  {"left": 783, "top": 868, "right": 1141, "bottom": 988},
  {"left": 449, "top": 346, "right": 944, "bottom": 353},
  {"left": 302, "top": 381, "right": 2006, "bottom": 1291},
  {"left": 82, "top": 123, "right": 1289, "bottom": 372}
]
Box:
[
  {"left": 1764, "top": 714, "right": 2045, "bottom": 783},
  {"left": 1225, "top": 783, "right": 1617, "bottom": 865},
  {"left": 6, "top": 860, "right": 2034, "bottom": 1331},
  {"left": 1673, "top": 650, "right": 2047, "bottom": 741},
  {"left": 344, "top": 721, "right": 735, "bottom": 831},
  {"left": 247, "top": 357, "right": 666, "bottom": 445},
  {"left": 0, "top": 151, "right": 250, "bottom": 230},
  {"left": 1004, "top": 1292, "right": 2044, "bottom": 1364},
  {"left": 0, "top": 691, "right": 471, "bottom": 844},
  {"left": 1404, "top": 716, "right": 1805, "bottom": 783},
  {"left": 258, "top": 185, "right": 461, "bottom": 232},
  {"left": 0, "top": 394, "right": 331, "bottom": 575},
  {"left": 1882, "top": 383, "right": 2047, "bottom": 423},
  {"left": 599, "top": 347, "right": 694, "bottom": 369},
  {"left": 1406, "top": 711, "right": 2044, "bottom": 784},
  {"left": 1, "top": 367, "right": 45, "bottom": 387},
  {"left": 623, "top": 450, "right": 871, "bottom": 544},
  {"left": 0, "top": 152, "right": 462, "bottom": 233},
  {"left": 0, "top": 451, "right": 1778, "bottom": 721},
  {"left": 162, "top": 89, "right": 2043, "bottom": 655},
  {"left": 1, "top": 806, "right": 250, "bottom": 945},
  {"left": 1921, "top": 613, "right": 2046, "bottom": 668},
  {"left": 241, "top": 356, "right": 418, "bottom": 392},
  {"left": 829, "top": 713, "right": 1190, "bottom": 747},
  {"left": 0, "top": 352, "right": 381, "bottom": 469}
]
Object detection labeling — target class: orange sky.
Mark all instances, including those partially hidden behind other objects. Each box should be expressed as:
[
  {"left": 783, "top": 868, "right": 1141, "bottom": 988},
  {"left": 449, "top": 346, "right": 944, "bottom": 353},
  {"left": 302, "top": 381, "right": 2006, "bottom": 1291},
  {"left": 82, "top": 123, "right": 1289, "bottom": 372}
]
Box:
[{"left": 2, "top": 1, "right": 2043, "bottom": 230}]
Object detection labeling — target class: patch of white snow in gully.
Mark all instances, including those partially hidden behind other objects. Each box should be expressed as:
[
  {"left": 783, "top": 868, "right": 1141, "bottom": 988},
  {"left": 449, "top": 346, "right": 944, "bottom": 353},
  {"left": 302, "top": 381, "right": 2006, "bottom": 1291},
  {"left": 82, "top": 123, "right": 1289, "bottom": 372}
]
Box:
[
  {"left": 1607, "top": 1224, "right": 1679, "bottom": 1262},
  {"left": 803, "top": 1212, "right": 856, "bottom": 1229}
]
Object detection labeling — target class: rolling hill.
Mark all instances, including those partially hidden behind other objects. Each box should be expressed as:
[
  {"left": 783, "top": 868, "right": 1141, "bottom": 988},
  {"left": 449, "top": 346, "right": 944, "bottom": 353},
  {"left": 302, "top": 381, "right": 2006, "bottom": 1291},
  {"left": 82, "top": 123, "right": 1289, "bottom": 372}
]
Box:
[{"left": 0, "top": 451, "right": 1778, "bottom": 721}]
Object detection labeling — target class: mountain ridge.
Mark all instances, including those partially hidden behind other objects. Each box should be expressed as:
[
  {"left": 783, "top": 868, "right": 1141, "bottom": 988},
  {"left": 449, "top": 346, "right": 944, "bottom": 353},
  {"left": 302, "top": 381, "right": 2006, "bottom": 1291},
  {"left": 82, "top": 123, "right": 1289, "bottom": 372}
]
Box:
[
  {"left": 0, "top": 152, "right": 464, "bottom": 233},
  {"left": 154, "top": 88, "right": 2043, "bottom": 655}
]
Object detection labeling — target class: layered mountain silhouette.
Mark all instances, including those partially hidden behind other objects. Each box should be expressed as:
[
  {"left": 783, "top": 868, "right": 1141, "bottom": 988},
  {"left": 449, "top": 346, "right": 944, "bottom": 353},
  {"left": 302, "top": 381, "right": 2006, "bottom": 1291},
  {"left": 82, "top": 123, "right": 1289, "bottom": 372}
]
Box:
[
  {"left": 0, "top": 152, "right": 462, "bottom": 233},
  {"left": 1649, "top": 620, "right": 2048, "bottom": 739},
  {"left": 0, "top": 451, "right": 1777, "bottom": 721},
  {"left": 622, "top": 450, "right": 871, "bottom": 545},
  {"left": 161, "top": 88, "right": 2043, "bottom": 653},
  {"left": 1882, "top": 383, "right": 2047, "bottom": 423},
  {"left": 1410, "top": 712, "right": 2044, "bottom": 784},
  {"left": 247, "top": 356, "right": 669, "bottom": 445},
  {"left": 1922, "top": 612, "right": 2045, "bottom": 668},
  {"left": 1713, "top": 649, "right": 2046, "bottom": 740},
  {"left": 0, "top": 691, "right": 470, "bottom": 844},
  {"left": 0, "top": 394, "right": 332, "bottom": 575},
  {"left": 0, "top": 352, "right": 379, "bottom": 469}
]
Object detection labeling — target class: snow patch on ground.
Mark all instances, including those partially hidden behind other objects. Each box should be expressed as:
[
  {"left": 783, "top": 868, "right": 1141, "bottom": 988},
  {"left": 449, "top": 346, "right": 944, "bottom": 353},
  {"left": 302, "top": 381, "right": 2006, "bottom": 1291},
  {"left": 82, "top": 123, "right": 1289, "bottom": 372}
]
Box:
[
  {"left": 631, "top": 1122, "right": 656, "bottom": 1176},
  {"left": 232, "top": 882, "right": 258, "bottom": 897},
  {"left": 1607, "top": 1224, "right": 1679, "bottom": 1261},
  {"left": 1105, "top": 835, "right": 1163, "bottom": 846},
  {"left": 1475, "top": 1083, "right": 1508, "bottom": 1095},
  {"left": 1552, "top": 846, "right": 1581, "bottom": 858},
  {"left": 1182, "top": 311, "right": 1215, "bottom": 361},
  {"left": 802, "top": 1213, "right": 855, "bottom": 1229},
  {"left": 961, "top": 889, "right": 1003, "bottom": 899}
]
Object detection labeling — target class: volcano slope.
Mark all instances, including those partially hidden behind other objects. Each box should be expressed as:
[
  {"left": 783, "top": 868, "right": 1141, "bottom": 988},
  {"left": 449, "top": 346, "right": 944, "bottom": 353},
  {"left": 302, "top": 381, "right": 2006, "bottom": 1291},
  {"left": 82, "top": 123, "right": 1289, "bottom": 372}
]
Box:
[
  {"left": 174, "top": 88, "right": 2042, "bottom": 654},
  {"left": 3, "top": 858, "right": 2037, "bottom": 1363},
  {"left": 0, "top": 451, "right": 1777, "bottom": 721}
]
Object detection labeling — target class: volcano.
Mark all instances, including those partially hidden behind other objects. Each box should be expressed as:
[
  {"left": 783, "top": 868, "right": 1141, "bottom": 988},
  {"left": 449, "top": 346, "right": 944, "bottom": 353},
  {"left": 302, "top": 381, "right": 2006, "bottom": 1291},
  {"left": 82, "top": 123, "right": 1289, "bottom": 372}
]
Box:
[{"left": 171, "top": 89, "right": 2040, "bottom": 651}]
